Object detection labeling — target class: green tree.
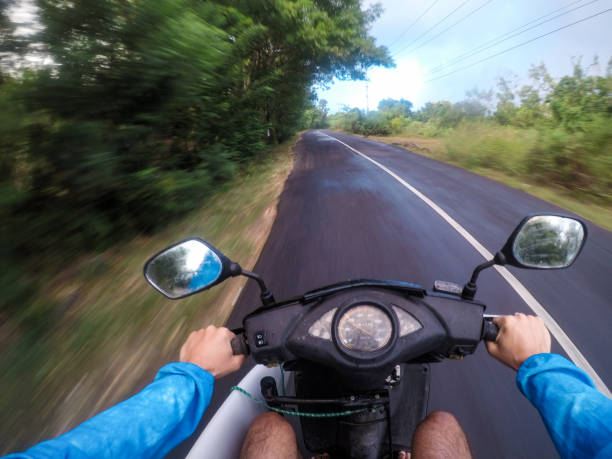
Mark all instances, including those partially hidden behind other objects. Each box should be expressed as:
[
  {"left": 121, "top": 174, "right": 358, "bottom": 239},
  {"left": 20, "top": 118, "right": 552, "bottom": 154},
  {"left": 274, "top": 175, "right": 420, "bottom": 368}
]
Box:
[
  {"left": 494, "top": 76, "right": 518, "bottom": 125},
  {"left": 547, "top": 59, "right": 611, "bottom": 131},
  {"left": 0, "top": 0, "right": 392, "bottom": 323},
  {"left": 378, "top": 98, "right": 413, "bottom": 118},
  {"left": 302, "top": 97, "right": 330, "bottom": 129},
  {"left": 417, "top": 101, "right": 463, "bottom": 128}
]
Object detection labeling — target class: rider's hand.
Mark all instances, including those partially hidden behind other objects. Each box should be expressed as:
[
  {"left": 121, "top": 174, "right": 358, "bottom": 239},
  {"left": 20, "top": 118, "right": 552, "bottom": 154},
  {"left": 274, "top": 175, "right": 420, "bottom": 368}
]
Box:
[
  {"left": 486, "top": 313, "right": 551, "bottom": 371},
  {"left": 180, "top": 326, "right": 245, "bottom": 378}
]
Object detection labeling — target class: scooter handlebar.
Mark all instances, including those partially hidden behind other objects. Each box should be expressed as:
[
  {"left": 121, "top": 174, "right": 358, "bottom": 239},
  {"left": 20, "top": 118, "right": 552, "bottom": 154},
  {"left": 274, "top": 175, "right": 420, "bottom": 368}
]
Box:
[
  {"left": 231, "top": 333, "right": 250, "bottom": 355},
  {"left": 482, "top": 318, "right": 500, "bottom": 341}
]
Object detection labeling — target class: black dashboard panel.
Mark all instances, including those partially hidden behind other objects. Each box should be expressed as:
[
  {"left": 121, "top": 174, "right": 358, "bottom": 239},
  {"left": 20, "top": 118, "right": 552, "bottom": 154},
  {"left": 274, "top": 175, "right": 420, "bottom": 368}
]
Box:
[{"left": 244, "top": 286, "right": 485, "bottom": 370}]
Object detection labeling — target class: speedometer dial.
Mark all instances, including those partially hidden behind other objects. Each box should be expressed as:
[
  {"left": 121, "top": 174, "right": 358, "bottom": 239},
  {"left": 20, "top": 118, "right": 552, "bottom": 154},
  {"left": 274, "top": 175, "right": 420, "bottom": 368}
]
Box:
[{"left": 337, "top": 305, "right": 392, "bottom": 352}]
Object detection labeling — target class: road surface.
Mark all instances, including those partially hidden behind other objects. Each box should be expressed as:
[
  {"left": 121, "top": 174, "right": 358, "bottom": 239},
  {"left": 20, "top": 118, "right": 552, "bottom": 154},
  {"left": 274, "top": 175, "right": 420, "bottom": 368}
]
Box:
[{"left": 171, "top": 130, "right": 612, "bottom": 458}]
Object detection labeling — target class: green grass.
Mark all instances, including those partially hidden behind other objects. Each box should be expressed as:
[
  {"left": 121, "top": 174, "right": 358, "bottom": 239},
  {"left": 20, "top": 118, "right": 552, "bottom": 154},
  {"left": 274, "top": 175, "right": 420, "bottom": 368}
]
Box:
[
  {"left": 443, "top": 123, "right": 537, "bottom": 176},
  {"left": 472, "top": 169, "right": 612, "bottom": 231},
  {"left": 0, "top": 136, "right": 296, "bottom": 454}
]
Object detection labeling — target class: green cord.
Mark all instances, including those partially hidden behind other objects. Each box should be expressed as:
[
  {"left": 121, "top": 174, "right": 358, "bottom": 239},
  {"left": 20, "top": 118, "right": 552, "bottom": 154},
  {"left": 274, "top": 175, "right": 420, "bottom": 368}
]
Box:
[{"left": 230, "top": 386, "right": 374, "bottom": 418}]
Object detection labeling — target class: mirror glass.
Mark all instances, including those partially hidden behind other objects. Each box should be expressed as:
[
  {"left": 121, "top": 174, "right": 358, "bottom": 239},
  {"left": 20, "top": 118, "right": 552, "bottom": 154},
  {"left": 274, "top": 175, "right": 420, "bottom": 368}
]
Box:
[
  {"left": 145, "top": 239, "right": 223, "bottom": 298},
  {"left": 512, "top": 216, "right": 585, "bottom": 268}
]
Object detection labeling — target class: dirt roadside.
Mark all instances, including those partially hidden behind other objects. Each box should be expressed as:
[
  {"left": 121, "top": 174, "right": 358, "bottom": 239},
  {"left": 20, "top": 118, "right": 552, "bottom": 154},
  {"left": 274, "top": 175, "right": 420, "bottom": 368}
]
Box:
[{"left": 1, "top": 135, "right": 298, "bottom": 454}]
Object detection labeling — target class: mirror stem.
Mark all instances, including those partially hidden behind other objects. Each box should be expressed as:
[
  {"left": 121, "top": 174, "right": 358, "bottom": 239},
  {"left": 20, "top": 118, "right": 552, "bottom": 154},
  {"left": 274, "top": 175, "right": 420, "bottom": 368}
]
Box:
[
  {"left": 462, "top": 253, "right": 505, "bottom": 300},
  {"left": 241, "top": 269, "right": 276, "bottom": 306}
]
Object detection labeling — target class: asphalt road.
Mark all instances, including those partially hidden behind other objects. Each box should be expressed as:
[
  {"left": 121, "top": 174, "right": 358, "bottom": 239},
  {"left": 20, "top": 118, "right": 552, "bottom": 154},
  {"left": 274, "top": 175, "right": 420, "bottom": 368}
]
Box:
[{"left": 171, "top": 130, "right": 612, "bottom": 458}]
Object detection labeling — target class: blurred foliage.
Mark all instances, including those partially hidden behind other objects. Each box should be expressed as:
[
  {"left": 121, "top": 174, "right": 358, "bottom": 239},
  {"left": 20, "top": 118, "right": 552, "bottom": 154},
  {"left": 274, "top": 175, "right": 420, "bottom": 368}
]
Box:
[
  {"left": 0, "top": 136, "right": 296, "bottom": 453},
  {"left": 0, "top": 0, "right": 391, "bottom": 322},
  {"left": 330, "top": 59, "right": 612, "bottom": 205},
  {"left": 0, "top": 2, "right": 390, "bottom": 449},
  {"left": 444, "top": 122, "right": 536, "bottom": 176},
  {"left": 302, "top": 98, "right": 330, "bottom": 129}
]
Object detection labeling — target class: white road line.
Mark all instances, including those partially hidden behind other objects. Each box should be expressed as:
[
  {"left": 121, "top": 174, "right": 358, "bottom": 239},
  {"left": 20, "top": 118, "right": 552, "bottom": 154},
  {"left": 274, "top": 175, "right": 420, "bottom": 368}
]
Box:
[{"left": 320, "top": 131, "right": 611, "bottom": 397}]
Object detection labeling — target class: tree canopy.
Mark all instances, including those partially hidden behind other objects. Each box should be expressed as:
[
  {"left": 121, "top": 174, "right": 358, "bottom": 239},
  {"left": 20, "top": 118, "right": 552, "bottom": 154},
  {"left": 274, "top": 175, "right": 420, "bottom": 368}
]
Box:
[
  {"left": 0, "top": 0, "right": 391, "bottom": 255},
  {"left": 0, "top": 0, "right": 392, "bottom": 338}
]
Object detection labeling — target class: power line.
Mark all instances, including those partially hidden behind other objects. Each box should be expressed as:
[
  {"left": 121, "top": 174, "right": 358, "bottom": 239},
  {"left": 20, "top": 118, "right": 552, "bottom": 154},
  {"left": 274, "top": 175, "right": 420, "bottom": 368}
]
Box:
[
  {"left": 429, "top": 0, "right": 590, "bottom": 74},
  {"left": 429, "top": 0, "right": 598, "bottom": 75},
  {"left": 394, "top": 0, "right": 494, "bottom": 59},
  {"left": 386, "top": 1, "right": 441, "bottom": 51},
  {"left": 391, "top": 0, "right": 471, "bottom": 57},
  {"left": 425, "top": 7, "right": 612, "bottom": 83}
]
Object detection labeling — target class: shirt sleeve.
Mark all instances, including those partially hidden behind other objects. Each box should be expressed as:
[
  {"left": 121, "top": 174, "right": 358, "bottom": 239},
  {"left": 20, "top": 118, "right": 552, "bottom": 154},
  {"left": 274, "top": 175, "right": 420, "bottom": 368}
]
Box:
[
  {"left": 5, "top": 362, "right": 214, "bottom": 459},
  {"left": 517, "top": 353, "right": 612, "bottom": 459}
]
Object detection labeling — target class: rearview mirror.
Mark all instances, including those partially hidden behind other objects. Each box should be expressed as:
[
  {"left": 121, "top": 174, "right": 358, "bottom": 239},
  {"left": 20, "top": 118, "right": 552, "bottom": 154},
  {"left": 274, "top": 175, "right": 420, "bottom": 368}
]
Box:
[
  {"left": 462, "top": 214, "right": 587, "bottom": 300},
  {"left": 500, "top": 215, "right": 587, "bottom": 269},
  {"left": 144, "top": 238, "right": 239, "bottom": 299}
]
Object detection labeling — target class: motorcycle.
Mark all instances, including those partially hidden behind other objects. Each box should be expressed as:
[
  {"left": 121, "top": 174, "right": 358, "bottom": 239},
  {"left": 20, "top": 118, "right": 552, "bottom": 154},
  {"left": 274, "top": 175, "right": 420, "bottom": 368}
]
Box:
[{"left": 144, "top": 214, "right": 587, "bottom": 458}]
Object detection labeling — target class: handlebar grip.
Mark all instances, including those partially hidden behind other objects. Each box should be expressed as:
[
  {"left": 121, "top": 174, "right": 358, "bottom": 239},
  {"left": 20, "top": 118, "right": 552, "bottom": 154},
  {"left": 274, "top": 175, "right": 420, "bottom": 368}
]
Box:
[
  {"left": 231, "top": 335, "right": 249, "bottom": 355},
  {"left": 482, "top": 319, "right": 500, "bottom": 341}
]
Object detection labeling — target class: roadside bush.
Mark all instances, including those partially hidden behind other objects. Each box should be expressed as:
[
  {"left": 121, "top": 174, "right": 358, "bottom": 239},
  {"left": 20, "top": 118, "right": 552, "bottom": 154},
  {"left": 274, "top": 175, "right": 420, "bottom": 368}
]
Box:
[
  {"left": 445, "top": 122, "right": 535, "bottom": 175},
  {"left": 389, "top": 116, "right": 408, "bottom": 134},
  {"left": 329, "top": 109, "right": 390, "bottom": 136},
  {"left": 527, "top": 115, "right": 612, "bottom": 202},
  {"left": 331, "top": 60, "right": 611, "bottom": 205},
  {"left": 360, "top": 114, "right": 391, "bottom": 136},
  {"left": 402, "top": 120, "right": 450, "bottom": 138}
]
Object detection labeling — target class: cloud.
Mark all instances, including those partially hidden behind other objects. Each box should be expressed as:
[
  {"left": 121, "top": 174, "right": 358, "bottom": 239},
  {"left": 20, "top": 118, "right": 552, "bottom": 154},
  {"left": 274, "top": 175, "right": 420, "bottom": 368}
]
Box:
[
  {"left": 317, "top": 0, "right": 612, "bottom": 112},
  {"left": 368, "top": 58, "right": 424, "bottom": 109}
]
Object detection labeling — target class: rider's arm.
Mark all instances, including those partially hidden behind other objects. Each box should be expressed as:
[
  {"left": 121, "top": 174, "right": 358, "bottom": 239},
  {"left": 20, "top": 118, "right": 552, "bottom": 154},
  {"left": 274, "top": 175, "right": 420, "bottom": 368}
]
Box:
[
  {"left": 487, "top": 314, "right": 612, "bottom": 459},
  {"left": 7, "top": 326, "right": 244, "bottom": 459},
  {"left": 517, "top": 353, "right": 612, "bottom": 459}
]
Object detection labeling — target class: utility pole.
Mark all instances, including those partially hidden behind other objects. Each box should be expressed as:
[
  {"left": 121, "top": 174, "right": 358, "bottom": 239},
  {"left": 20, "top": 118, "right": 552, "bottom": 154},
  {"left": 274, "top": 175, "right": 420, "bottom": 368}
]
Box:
[{"left": 366, "top": 80, "right": 369, "bottom": 114}]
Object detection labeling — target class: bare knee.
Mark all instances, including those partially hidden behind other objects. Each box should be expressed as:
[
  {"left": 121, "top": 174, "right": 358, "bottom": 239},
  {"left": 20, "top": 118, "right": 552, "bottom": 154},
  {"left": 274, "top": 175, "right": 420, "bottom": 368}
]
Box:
[
  {"left": 412, "top": 411, "right": 471, "bottom": 459},
  {"left": 423, "top": 411, "right": 461, "bottom": 430},
  {"left": 240, "top": 412, "right": 300, "bottom": 459},
  {"left": 250, "top": 412, "right": 294, "bottom": 436}
]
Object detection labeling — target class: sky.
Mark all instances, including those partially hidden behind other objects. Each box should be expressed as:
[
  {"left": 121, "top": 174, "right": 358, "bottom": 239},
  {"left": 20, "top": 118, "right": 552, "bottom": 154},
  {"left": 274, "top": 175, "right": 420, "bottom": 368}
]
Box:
[
  {"left": 8, "top": 0, "right": 38, "bottom": 36},
  {"left": 317, "top": 0, "right": 612, "bottom": 112}
]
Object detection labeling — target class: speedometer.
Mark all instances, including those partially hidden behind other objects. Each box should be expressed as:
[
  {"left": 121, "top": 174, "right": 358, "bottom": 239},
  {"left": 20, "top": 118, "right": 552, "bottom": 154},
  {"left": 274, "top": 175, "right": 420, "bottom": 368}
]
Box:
[{"left": 337, "top": 305, "right": 392, "bottom": 352}]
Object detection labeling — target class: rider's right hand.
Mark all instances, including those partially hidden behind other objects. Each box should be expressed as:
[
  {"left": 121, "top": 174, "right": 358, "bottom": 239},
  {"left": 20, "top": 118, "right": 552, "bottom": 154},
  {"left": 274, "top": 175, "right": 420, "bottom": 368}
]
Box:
[
  {"left": 180, "top": 325, "right": 245, "bottom": 378},
  {"left": 486, "top": 314, "right": 551, "bottom": 371}
]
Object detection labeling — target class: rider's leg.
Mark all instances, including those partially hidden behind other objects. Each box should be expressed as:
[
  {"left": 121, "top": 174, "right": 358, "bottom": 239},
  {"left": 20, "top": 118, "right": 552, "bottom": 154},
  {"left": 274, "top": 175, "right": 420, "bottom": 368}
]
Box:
[
  {"left": 411, "top": 411, "right": 472, "bottom": 459},
  {"left": 240, "top": 411, "right": 301, "bottom": 459}
]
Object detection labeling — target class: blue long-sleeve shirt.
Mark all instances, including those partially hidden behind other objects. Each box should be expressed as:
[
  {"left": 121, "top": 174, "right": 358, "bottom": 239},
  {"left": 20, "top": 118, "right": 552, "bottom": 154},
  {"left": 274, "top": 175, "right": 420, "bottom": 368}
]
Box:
[
  {"left": 6, "top": 354, "right": 612, "bottom": 458},
  {"left": 517, "top": 353, "right": 612, "bottom": 458},
  {"left": 5, "top": 362, "right": 214, "bottom": 459}
]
